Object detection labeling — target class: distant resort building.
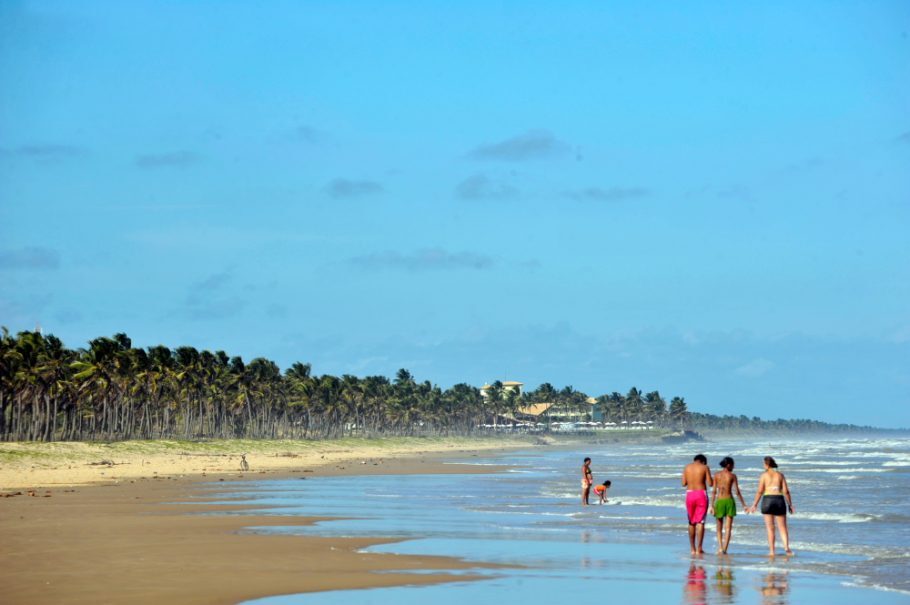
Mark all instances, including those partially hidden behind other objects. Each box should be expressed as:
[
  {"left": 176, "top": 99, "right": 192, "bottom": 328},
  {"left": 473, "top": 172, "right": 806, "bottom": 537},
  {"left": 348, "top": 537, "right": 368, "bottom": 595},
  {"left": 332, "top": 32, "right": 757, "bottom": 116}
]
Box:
[
  {"left": 479, "top": 380, "right": 524, "bottom": 399},
  {"left": 476, "top": 381, "right": 654, "bottom": 431}
]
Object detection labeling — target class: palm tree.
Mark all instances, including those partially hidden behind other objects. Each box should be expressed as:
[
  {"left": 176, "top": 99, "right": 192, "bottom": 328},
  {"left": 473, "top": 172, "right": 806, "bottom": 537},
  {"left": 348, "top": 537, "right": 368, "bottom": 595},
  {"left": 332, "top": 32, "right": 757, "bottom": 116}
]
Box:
[
  {"left": 71, "top": 336, "right": 124, "bottom": 440},
  {"left": 624, "top": 387, "right": 644, "bottom": 422},
  {"left": 285, "top": 362, "right": 314, "bottom": 438},
  {"left": 669, "top": 396, "right": 689, "bottom": 429},
  {"left": 644, "top": 391, "right": 667, "bottom": 425},
  {"left": 9, "top": 331, "right": 46, "bottom": 440},
  {"left": 484, "top": 381, "right": 504, "bottom": 426},
  {"left": 0, "top": 327, "right": 19, "bottom": 439}
]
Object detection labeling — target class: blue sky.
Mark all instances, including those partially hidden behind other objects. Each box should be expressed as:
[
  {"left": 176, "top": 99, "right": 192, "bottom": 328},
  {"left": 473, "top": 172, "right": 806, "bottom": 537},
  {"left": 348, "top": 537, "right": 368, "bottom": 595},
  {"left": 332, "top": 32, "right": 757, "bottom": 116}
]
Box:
[{"left": 1, "top": 1, "right": 908, "bottom": 427}]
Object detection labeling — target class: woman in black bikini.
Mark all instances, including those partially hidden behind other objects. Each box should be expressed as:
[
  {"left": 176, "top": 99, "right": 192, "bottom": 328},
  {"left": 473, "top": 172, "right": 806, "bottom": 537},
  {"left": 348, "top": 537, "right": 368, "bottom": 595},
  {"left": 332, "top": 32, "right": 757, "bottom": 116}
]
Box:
[
  {"left": 747, "top": 456, "right": 794, "bottom": 556},
  {"left": 581, "top": 457, "right": 594, "bottom": 505}
]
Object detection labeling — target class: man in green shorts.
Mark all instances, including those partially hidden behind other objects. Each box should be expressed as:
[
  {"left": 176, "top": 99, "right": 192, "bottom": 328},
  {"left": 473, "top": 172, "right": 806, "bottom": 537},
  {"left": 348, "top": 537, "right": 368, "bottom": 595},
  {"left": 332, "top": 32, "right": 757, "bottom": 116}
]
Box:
[{"left": 710, "top": 456, "right": 748, "bottom": 554}]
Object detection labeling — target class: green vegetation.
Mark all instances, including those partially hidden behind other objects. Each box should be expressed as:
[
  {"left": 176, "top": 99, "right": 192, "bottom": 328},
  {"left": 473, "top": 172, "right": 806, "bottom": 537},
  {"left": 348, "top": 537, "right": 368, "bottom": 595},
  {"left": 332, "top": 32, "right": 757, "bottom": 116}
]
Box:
[{"left": 0, "top": 329, "right": 878, "bottom": 443}]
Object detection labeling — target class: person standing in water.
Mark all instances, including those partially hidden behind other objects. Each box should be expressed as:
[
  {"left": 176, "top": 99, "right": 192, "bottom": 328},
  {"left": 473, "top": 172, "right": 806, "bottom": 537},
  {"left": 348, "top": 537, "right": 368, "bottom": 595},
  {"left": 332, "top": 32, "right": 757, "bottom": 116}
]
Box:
[
  {"left": 682, "top": 454, "right": 713, "bottom": 555},
  {"left": 581, "top": 457, "right": 594, "bottom": 505},
  {"left": 747, "top": 456, "right": 795, "bottom": 556},
  {"left": 710, "top": 456, "right": 747, "bottom": 554}
]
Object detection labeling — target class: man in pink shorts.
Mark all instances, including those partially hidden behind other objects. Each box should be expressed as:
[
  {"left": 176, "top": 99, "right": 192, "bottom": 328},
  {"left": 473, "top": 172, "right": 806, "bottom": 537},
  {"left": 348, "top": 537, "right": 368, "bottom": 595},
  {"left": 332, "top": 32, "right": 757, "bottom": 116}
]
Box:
[{"left": 682, "top": 453, "right": 713, "bottom": 555}]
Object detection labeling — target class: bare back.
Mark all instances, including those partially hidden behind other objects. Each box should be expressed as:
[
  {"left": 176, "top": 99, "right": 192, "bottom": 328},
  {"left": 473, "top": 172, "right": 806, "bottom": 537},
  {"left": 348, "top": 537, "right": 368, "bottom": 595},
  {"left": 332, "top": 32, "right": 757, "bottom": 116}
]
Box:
[
  {"left": 759, "top": 469, "right": 785, "bottom": 495},
  {"left": 713, "top": 469, "right": 735, "bottom": 498},
  {"left": 682, "top": 462, "right": 712, "bottom": 491}
]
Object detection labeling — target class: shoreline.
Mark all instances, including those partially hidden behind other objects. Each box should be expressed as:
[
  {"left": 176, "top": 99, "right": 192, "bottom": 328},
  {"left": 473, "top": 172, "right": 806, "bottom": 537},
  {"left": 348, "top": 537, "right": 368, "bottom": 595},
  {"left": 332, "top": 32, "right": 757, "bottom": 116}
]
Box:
[
  {"left": 0, "top": 440, "right": 530, "bottom": 605},
  {"left": 3, "top": 434, "right": 908, "bottom": 604}
]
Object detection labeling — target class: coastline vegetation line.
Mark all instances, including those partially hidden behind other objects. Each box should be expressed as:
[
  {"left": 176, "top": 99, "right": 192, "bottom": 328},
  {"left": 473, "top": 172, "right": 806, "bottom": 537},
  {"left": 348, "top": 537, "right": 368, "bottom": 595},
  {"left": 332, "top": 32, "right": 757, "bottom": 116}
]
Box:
[{"left": 0, "top": 329, "right": 876, "bottom": 443}]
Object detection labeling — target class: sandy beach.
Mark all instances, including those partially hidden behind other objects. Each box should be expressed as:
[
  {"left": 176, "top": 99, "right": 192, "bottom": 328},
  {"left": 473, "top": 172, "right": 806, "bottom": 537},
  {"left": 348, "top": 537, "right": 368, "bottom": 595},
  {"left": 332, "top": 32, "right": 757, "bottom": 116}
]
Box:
[
  {"left": 0, "top": 436, "right": 539, "bottom": 490},
  {"left": 0, "top": 437, "right": 529, "bottom": 605}
]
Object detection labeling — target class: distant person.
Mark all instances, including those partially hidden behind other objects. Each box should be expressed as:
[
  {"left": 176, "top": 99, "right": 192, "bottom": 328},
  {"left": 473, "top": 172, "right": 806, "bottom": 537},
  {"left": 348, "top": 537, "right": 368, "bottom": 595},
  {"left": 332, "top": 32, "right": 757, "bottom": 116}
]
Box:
[
  {"left": 747, "top": 456, "right": 794, "bottom": 556},
  {"left": 710, "top": 456, "right": 748, "bottom": 554},
  {"left": 593, "top": 480, "right": 612, "bottom": 504},
  {"left": 581, "top": 457, "right": 593, "bottom": 505},
  {"left": 682, "top": 453, "right": 713, "bottom": 555}
]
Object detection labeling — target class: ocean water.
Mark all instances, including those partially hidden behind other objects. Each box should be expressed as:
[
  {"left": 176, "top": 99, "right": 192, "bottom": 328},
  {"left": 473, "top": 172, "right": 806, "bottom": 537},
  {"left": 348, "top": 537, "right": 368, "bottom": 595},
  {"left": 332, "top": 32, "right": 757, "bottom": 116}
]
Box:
[{"left": 205, "top": 435, "right": 910, "bottom": 604}]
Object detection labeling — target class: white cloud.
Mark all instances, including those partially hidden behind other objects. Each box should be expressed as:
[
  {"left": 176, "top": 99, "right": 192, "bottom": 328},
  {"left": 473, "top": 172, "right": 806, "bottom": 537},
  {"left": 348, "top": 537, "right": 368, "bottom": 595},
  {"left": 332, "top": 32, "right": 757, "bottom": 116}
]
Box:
[{"left": 734, "top": 358, "right": 775, "bottom": 378}]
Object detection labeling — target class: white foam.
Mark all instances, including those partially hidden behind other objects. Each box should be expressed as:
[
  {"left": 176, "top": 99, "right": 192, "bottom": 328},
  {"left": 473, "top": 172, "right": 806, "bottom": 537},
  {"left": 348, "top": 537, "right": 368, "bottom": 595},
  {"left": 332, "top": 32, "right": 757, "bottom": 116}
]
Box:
[
  {"left": 542, "top": 491, "right": 579, "bottom": 500},
  {"left": 444, "top": 462, "right": 501, "bottom": 466},
  {"left": 789, "top": 541, "right": 905, "bottom": 558},
  {"left": 797, "top": 511, "right": 879, "bottom": 523},
  {"left": 608, "top": 472, "right": 681, "bottom": 479},
  {"left": 787, "top": 460, "right": 869, "bottom": 466},
  {"left": 812, "top": 468, "right": 890, "bottom": 473},
  {"left": 613, "top": 496, "right": 680, "bottom": 508},
  {"left": 841, "top": 582, "right": 910, "bottom": 596}
]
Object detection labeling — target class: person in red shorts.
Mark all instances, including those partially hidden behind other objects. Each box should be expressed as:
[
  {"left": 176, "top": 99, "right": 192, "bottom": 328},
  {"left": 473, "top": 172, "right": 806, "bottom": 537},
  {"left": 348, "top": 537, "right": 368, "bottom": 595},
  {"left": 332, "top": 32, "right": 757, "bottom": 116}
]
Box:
[{"left": 682, "top": 453, "right": 713, "bottom": 555}]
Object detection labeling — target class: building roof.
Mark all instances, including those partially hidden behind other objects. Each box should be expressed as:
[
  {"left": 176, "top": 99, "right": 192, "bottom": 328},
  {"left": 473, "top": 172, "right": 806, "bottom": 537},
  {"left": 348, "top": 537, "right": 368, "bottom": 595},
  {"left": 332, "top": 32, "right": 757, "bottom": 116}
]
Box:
[{"left": 516, "top": 403, "right": 554, "bottom": 416}]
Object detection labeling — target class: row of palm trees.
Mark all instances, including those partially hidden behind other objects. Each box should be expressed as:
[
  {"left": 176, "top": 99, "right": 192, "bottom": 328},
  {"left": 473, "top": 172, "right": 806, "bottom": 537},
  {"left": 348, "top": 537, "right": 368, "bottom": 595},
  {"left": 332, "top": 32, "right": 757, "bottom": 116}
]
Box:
[
  {"left": 1, "top": 330, "right": 503, "bottom": 441},
  {"left": 595, "top": 388, "right": 691, "bottom": 426},
  {"left": 0, "top": 329, "right": 869, "bottom": 442}
]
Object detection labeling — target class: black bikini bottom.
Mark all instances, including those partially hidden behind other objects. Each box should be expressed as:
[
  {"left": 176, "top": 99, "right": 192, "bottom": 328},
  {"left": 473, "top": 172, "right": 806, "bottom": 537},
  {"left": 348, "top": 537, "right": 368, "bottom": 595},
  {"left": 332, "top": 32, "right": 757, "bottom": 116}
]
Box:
[{"left": 761, "top": 495, "right": 787, "bottom": 516}]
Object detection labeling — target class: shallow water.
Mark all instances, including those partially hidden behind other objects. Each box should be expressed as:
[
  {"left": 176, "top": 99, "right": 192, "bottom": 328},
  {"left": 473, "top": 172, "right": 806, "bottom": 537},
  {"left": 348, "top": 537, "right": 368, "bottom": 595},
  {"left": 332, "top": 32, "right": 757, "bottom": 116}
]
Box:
[{"left": 209, "top": 435, "right": 910, "bottom": 604}]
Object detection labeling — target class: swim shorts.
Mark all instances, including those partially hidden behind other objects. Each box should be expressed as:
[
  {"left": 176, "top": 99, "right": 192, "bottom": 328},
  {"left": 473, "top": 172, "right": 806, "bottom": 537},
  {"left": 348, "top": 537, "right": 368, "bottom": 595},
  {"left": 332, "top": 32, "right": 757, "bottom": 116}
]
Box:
[
  {"left": 713, "top": 497, "right": 736, "bottom": 519},
  {"left": 761, "top": 495, "right": 787, "bottom": 516},
  {"left": 686, "top": 490, "right": 708, "bottom": 525}
]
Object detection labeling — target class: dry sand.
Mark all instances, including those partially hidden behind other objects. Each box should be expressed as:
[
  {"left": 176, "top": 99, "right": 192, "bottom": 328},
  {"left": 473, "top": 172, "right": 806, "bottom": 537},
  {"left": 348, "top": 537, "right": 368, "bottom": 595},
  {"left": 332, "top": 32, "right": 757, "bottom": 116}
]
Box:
[
  {"left": 0, "top": 437, "right": 532, "bottom": 605},
  {"left": 0, "top": 436, "right": 538, "bottom": 490}
]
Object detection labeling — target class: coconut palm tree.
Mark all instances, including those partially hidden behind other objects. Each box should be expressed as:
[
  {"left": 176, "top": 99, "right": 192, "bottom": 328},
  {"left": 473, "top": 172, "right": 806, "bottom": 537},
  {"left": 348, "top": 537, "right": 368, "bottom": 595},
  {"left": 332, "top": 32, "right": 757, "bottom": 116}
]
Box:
[
  {"left": 644, "top": 391, "right": 667, "bottom": 425},
  {"left": 669, "top": 396, "right": 689, "bottom": 429},
  {"left": 624, "top": 387, "right": 644, "bottom": 422}
]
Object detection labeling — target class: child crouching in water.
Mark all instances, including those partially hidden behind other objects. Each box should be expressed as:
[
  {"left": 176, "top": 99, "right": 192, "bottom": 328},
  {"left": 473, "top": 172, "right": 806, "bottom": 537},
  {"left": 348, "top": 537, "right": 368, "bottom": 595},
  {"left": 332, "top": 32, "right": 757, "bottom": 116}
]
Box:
[{"left": 593, "top": 480, "right": 612, "bottom": 504}]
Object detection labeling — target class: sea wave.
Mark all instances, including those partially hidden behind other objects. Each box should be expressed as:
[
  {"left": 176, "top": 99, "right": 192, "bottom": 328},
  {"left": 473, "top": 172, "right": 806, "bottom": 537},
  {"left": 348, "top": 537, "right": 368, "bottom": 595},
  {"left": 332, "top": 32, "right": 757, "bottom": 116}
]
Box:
[
  {"left": 811, "top": 468, "right": 891, "bottom": 474},
  {"left": 606, "top": 472, "right": 681, "bottom": 479},
  {"left": 841, "top": 582, "right": 910, "bottom": 596},
  {"left": 785, "top": 541, "right": 906, "bottom": 558},
  {"left": 611, "top": 496, "right": 680, "bottom": 508},
  {"left": 787, "top": 460, "right": 876, "bottom": 466},
  {"left": 796, "top": 511, "right": 880, "bottom": 523}
]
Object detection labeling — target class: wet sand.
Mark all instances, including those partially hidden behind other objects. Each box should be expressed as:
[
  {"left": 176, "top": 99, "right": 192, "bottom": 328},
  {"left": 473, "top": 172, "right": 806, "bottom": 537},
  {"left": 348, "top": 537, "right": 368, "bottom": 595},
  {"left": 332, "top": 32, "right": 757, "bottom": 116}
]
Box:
[{"left": 0, "top": 443, "right": 520, "bottom": 605}]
